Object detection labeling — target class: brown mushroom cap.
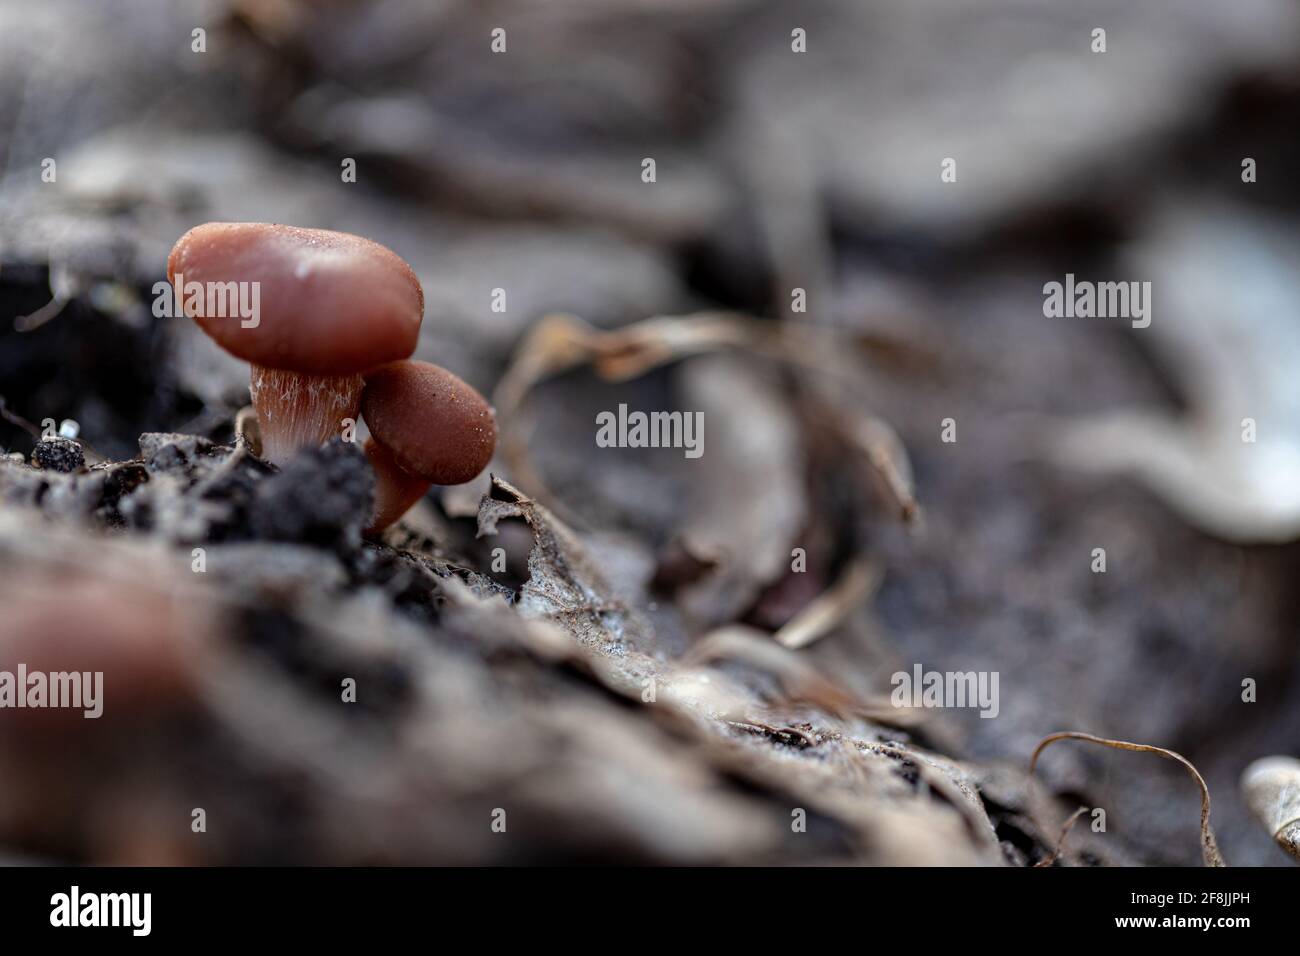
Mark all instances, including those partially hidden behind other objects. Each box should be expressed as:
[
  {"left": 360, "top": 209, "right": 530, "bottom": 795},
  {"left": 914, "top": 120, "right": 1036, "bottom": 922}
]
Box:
[
  {"left": 361, "top": 361, "right": 497, "bottom": 485},
  {"left": 168, "top": 222, "right": 424, "bottom": 375}
]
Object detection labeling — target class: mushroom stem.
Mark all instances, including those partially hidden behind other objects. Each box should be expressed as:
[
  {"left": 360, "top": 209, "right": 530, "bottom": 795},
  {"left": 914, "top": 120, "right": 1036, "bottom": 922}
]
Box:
[
  {"left": 248, "top": 366, "right": 363, "bottom": 466},
  {"left": 363, "top": 436, "right": 431, "bottom": 534}
]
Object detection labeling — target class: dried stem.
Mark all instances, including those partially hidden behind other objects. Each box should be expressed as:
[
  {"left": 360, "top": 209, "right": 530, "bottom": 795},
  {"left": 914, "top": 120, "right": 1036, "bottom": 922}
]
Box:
[
  {"left": 1035, "top": 806, "right": 1089, "bottom": 867},
  {"left": 1030, "top": 731, "right": 1225, "bottom": 867}
]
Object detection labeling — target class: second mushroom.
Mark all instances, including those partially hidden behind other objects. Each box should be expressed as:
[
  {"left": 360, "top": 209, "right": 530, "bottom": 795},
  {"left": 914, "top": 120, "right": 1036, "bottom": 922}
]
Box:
[{"left": 360, "top": 360, "right": 497, "bottom": 533}]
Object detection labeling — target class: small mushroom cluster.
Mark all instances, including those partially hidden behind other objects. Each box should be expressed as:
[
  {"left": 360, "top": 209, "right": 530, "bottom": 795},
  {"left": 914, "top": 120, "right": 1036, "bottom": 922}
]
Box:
[{"left": 169, "top": 222, "right": 496, "bottom": 533}]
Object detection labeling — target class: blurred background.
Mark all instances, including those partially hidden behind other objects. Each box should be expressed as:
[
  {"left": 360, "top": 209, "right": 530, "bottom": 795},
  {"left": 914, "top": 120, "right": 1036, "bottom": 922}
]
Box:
[{"left": 2, "top": 0, "right": 1300, "bottom": 866}]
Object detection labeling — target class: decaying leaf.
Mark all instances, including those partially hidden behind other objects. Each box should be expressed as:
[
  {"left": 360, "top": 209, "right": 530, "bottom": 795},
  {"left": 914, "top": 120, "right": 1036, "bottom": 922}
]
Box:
[
  {"left": 682, "top": 624, "right": 916, "bottom": 725},
  {"left": 469, "top": 475, "right": 1006, "bottom": 865},
  {"left": 671, "top": 355, "right": 806, "bottom": 626},
  {"left": 476, "top": 475, "right": 656, "bottom": 655},
  {"left": 857, "top": 740, "right": 1003, "bottom": 858},
  {"left": 1050, "top": 205, "right": 1300, "bottom": 543},
  {"left": 495, "top": 312, "right": 922, "bottom": 524}
]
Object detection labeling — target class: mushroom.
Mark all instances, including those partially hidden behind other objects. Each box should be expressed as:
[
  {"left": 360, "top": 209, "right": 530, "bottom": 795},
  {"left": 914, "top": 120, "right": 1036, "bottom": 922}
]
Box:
[
  {"left": 360, "top": 360, "right": 497, "bottom": 533},
  {"left": 168, "top": 223, "right": 423, "bottom": 464}
]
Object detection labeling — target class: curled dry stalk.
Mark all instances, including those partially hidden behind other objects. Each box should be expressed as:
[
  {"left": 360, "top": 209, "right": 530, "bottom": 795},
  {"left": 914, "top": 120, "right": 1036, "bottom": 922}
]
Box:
[{"left": 1030, "top": 731, "right": 1225, "bottom": 867}]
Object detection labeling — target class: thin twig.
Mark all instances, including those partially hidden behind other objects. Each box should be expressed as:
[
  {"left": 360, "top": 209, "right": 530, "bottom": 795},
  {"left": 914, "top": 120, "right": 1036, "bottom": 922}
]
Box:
[{"left": 1035, "top": 805, "right": 1089, "bottom": 867}]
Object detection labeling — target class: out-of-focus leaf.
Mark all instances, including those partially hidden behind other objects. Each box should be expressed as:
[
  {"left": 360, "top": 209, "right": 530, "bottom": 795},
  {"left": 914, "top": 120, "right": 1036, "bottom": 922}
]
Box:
[
  {"left": 1050, "top": 206, "right": 1300, "bottom": 542},
  {"left": 1242, "top": 756, "right": 1300, "bottom": 862}
]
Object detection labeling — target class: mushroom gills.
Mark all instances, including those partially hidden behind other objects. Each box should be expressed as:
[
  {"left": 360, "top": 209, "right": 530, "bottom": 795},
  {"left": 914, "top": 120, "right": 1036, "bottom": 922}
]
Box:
[{"left": 248, "top": 366, "right": 363, "bottom": 465}]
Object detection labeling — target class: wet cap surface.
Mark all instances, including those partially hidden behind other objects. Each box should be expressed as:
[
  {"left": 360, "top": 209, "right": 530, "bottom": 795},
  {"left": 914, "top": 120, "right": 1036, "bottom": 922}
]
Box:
[
  {"left": 361, "top": 361, "right": 497, "bottom": 486},
  {"left": 168, "top": 222, "right": 424, "bottom": 374}
]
